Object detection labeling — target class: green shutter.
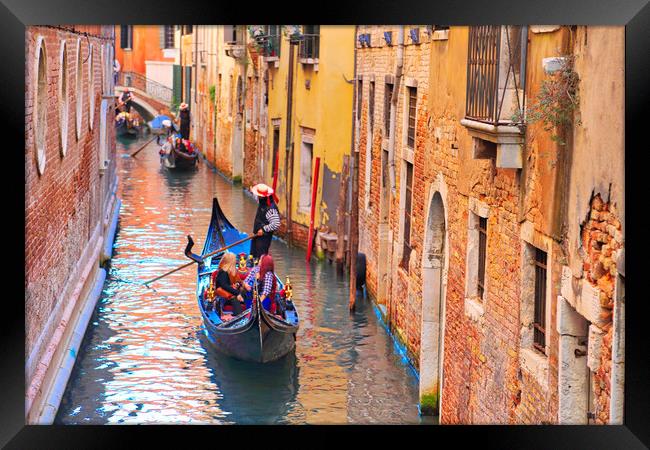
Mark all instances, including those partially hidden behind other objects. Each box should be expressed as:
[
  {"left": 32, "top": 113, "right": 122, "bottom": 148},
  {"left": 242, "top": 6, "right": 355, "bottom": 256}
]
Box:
[{"left": 172, "top": 64, "right": 182, "bottom": 109}]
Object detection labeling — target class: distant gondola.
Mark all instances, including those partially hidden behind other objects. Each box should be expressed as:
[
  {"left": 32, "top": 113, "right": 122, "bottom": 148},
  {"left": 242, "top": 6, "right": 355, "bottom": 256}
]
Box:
[
  {"left": 186, "top": 197, "right": 299, "bottom": 363},
  {"left": 115, "top": 110, "right": 140, "bottom": 138},
  {"left": 159, "top": 135, "right": 198, "bottom": 170}
]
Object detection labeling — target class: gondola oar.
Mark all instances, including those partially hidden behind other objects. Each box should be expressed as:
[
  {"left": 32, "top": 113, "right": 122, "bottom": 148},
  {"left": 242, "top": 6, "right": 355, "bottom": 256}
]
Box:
[
  {"left": 129, "top": 136, "right": 157, "bottom": 158},
  {"left": 142, "top": 234, "right": 255, "bottom": 287}
]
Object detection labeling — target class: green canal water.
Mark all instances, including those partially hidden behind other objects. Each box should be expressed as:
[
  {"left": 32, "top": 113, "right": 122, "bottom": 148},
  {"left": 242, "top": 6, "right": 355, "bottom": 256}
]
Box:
[{"left": 55, "top": 134, "right": 431, "bottom": 424}]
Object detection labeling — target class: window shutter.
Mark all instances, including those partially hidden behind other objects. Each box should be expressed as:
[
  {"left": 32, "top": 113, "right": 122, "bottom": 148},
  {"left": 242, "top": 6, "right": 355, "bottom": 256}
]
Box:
[
  {"left": 223, "top": 25, "right": 234, "bottom": 42},
  {"left": 120, "top": 25, "right": 128, "bottom": 49},
  {"left": 160, "top": 26, "right": 165, "bottom": 48}
]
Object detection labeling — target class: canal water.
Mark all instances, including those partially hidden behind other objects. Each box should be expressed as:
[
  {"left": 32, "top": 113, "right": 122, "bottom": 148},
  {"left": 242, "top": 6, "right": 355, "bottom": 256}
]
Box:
[{"left": 55, "top": 134, "right": 428, "bottom": 424}]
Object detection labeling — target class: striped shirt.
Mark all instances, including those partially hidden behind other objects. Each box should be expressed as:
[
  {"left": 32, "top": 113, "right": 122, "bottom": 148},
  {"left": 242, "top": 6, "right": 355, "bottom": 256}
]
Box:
[
  {"left": 244, "top": 266, "right": 275, "bottom": 297},
  {"left": 263, "top": 208, "right": 280, "bottom": 233}
]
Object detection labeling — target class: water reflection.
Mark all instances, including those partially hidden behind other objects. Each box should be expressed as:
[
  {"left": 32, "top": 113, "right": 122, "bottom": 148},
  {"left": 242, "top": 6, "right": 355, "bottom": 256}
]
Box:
[{"left": 55, "top": 134, "right": 424, "bottom": 424}]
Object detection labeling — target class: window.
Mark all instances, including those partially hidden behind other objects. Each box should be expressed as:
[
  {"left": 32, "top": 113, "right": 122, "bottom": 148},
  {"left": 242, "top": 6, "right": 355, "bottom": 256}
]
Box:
[
  {"left": 299, "top": 25, "right": 320, "bottom": 60},
  {"left": 182, "top": 25, "right": 193, "bottom": 35},
  {"left": 384, "top": 82, "right": 393, "bottom": 137},
  {"left": 368, "top": 81, "right": 375, "bottom": 132},
  {"left": 533, "top": 248, "right": 548, "bottom": 354},
  {"left": 356, "top": 80, "right": 363, "bottom": 123},
  {"left": 162, "top": 25, "right": 175, "bottom": 49},
  {"left": 34, "top": 37, "right": 47, "bottom": 175},
  {"left": 465, "top": 25, "right": 526, "bottom": 125},
  {"left": 59, "top": 41, "right": 68, "bottom": 157},
  {"left": 88, "top": 44, "right": 94, "bottom": 130},
  {"left": 299, "top": 135, "right": 314, "bottom": 211},
  {"left": 407, "top": 86, "right": 417, "bottom": 148},
  {"left": 75, "top": 39, "right": 83, "bottom": 140},
  {"left": 120, "top": 25, "right": 133, "bottom": 49},
  {"left": 263, "top": 25, "right": 281, "bottom": 57},
  {"left": 477, "top": 216, "right": 487, "bottom": 299},
  {"left": 400, "top": 161, "right": 414, "bottom": 269},
  {"left": 272, "top": 123, "right": 280, "bottom": 180}
]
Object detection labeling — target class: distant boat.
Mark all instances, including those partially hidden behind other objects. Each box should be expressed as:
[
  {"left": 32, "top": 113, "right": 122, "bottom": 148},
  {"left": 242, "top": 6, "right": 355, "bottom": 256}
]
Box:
[
  {"left": 115, "top": 111, "right": 140, "bottom": 138},
  {"left": 186, "top": 197, "right": 299, "bottom": 363},
  {"left": 159, "top": 136, "right": 198, "bottom": 170}
]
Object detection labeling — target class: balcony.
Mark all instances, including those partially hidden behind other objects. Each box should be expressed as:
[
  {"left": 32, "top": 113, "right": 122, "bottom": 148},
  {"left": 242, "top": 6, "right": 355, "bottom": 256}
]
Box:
[
  {"left": 462, "top": 25, "right": 527, "bottom": 168},
  {"left": 298, "top": 34, "right": 320, "bottom": 64},
  {"left": 257, "top": 34, "right": 281, "bottom": 63}
]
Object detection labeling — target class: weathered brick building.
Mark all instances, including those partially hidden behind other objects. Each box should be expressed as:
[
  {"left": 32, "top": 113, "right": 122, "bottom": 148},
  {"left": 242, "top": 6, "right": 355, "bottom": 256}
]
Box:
[
  {"left": 355, "top": 25, "right": 624, "bottom": 424},
  {"left": 25, "top": 25, "right": 120, "bottom": 423}
]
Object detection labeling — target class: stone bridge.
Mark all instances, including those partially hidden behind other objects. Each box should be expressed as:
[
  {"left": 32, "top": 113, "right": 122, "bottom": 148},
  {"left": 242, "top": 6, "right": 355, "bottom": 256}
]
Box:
[{"left": 115, "top": 71, "right": 174, "bottom": 120}]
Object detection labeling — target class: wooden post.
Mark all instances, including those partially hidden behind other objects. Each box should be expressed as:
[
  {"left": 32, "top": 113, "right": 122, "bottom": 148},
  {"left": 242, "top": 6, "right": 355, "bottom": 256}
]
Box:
[
  {"left": 306, "top": 157, "right": 321, "bottom": 261},
  {"left": 348, "top": 151, "right": 359, "bottom": 311},
  {"left": 335, "top": 155, "right": 350, "bottom": 270}
]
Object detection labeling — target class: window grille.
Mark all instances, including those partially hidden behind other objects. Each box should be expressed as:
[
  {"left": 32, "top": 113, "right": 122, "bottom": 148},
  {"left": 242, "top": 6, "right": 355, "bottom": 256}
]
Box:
[
  {"left": 384, "top": 83, "right": 393, "bottom": 137},
  {"left": 299, "top": 25, "right": 320, "bottom": 59},
  {"left": 356, "top": 80, "right": 363, "bottom": 123},
  {"left": 401, "top": 162, "right": 414, "bottom": 269},
  {"left": 407, "top": 86, "right": 417, "bottom": 148},
  {"left": 477, "top": 217, "right": 487, "bottom": 299},
  {"left": 533, "top": 248, "right": 547, "bottom": 354},
  {"left": 465, "top": 25, "right": 526, "bottom": 126},
  {"left": 163, "top": 25, "right": 175, "bottom": 49}
]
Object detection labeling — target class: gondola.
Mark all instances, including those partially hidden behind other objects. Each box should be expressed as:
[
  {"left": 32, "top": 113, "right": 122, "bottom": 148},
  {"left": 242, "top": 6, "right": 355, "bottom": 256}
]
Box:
[
  {"left": 185, "top": 197, "right": 299, "bottom": 363},
  {"left": 115, "top": 111, "right": 140, "bottom": 138},
  {"left": 160, "top": 137, "right": 198, "bottom": 170}
]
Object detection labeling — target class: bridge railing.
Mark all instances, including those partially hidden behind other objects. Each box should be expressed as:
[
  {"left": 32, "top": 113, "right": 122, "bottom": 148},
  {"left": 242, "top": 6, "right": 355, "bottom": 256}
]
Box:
[{"left": 117, "top": 71, "right": 173, "bottom": 105}]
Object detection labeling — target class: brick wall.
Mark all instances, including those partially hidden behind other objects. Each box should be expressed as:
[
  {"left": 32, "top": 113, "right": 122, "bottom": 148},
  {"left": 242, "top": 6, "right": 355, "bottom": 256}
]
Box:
[{"left": 25, "top": 26, "right": 117, "bottom": 380}]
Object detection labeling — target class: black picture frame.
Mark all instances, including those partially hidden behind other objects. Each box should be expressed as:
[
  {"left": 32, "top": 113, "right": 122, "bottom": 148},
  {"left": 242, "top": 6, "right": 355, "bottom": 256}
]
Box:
[{"left": 4, "top": 0, "right": 649, "bottom": 447}]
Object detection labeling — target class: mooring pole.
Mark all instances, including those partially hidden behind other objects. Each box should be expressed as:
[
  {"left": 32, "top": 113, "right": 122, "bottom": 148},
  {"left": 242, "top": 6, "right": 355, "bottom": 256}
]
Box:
[{"left": 306, "top": 157, "right": 321, "bottom": 261}]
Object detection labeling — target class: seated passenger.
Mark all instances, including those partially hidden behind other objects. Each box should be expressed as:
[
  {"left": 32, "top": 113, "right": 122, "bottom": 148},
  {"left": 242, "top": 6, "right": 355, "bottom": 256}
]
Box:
[
  {"left": 212, "top": 252, "right": 245, "bottom": 317},
  {"left": 243, "top": 254, "right": 282, "bottom": 316}
]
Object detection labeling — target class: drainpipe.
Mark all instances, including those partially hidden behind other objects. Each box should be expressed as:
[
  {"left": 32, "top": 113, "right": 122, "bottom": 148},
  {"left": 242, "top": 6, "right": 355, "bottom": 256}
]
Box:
[
  {"left": 284, "top": 39, "right": 296, "bottom": 245},
  {"left": 387, "top": 26, "right": 404, "bottom": 195}
]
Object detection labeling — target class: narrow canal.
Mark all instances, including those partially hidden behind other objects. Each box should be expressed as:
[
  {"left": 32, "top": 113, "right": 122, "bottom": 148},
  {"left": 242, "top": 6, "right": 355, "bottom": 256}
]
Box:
[{"left": 55, "top": 134, "right": 428, "bottom": 424}]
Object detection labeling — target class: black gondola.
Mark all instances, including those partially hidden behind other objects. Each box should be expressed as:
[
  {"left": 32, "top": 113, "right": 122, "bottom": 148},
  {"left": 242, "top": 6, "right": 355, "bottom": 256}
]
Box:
[
  {"left": 160, "top": 138, "right": 198, "bottom": 170},
  {"left": 187, "top": 197, "right": 299, "bottom": 363}
]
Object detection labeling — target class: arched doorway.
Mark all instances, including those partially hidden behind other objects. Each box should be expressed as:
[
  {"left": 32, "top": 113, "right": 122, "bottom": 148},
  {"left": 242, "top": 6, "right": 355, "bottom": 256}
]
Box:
[{"left": 419, "top": 188, "right": 447, "bottom": 416}]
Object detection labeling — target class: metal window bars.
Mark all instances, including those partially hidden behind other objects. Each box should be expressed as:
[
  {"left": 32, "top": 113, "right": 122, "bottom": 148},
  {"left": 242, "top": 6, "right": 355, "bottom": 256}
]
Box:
[
  {"left": 465, "top": 25, "right": 527, "bottom": 126},
  {"left": 400, "top": 162, "right": 414, "bottom": 269},
  {"left": 533, "top": 248, "right": 547, "bottom": 354},
  {"left": 299, "top": 34, "right": 320, "bottom": 60},
  {"left": 477, "top": 216, "right": 487, "bottom": 299}
]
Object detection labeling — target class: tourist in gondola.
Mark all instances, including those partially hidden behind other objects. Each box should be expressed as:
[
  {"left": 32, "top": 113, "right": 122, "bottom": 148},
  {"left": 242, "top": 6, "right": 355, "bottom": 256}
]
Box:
[
  {"left": 212, "top": 252, "right": 245, "bottom": 317},
  {"left": 250, "top": 183, "right": 280, "bottom": 260},
  {"left": 176, "top": 102, "right": 191, "bottom": 140},
  {"left": 242, "top": 254, "right": 282, "bottom": 316}
]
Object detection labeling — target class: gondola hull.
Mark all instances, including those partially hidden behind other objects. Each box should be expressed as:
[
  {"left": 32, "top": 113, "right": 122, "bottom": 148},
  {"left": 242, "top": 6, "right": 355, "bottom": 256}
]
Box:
[
  {"left": 116, "top": 120, "right": 138, "bottom": 137},
  {"left": 195, "top": 198, "right": 299, "bottom": 363}
]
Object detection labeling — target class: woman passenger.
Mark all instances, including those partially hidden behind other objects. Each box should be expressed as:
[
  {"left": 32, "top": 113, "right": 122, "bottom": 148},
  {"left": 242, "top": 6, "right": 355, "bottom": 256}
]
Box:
[
  {"left": 212, "top": 252, "right": 245, "bottom": 317},
  {"left": 243, "top": 254, "right": 281, "bottom": 316}
]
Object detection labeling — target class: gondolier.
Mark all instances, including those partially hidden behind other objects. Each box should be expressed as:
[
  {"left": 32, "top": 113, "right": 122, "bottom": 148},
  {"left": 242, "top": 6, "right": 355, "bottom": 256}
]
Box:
[{"left": 250, "top": 183, "right": 280, "bottom": 260}]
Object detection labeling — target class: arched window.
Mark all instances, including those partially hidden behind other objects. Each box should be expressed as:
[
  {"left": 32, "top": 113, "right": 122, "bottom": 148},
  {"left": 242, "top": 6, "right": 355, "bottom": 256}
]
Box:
[
  {"left": 88, "top": 43, "right": 95, "bottom": 130},
  {"left": 59, "top": 41, "right": 69, "bottom": 156},
  {"left": 34, "top": 36, "right": 47, "bottom": 175},
  {"left": 75, "top": 38, "right": 83, "bottom": 140}
]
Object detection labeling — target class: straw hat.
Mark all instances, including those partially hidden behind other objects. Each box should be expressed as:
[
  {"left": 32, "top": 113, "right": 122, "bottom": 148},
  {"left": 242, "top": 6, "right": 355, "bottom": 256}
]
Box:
[
  {"left": 180, "top": 102, "right": 189, "bottom": 110},
  {"left": 250, "top": 183, "right": 274, "bottom": 197}
]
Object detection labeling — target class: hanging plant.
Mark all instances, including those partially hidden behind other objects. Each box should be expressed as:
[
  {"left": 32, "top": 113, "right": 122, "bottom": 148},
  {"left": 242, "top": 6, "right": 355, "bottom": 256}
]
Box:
[
  {"left": 282, "top": 25, "right": 303, "bottom": 42},
  {"left": 526, "top": 54, "right": 581, "bottom": 145},
  {"left": 209, "top": 85, "right": 216, "bottom": 103}
]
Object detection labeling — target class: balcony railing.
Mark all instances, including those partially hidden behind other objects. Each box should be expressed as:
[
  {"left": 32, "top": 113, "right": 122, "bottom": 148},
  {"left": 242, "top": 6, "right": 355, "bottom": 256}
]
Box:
[
  {"left": 117, "top": 71, "right": 173, "bottom": 105},
  {"left": 299, "top": 34, "right": 320, "bottom": 60},
  {"left": 465, "top": 25, "right": 526, "bottom": 126},
  {"left": 258, "top": 34, "right": 281, "bottom": 58}
]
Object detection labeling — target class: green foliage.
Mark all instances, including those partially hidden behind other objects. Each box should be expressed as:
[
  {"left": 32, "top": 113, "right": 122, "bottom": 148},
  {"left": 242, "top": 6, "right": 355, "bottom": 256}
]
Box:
[
  {"left": 420, "top": 392, "right": 439, "bottom": 415},
  {"left": 232, "top": 175, "right": 242, "bottom": 184},
  {"left": 209, "top": 85, "right": 216, "bottom": 104},
  {"left": 526, "top": 54, "right": 581, "bottom": 145},
  {"left": 170, "top": 98, "right": 179, "bottom": 114}
]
